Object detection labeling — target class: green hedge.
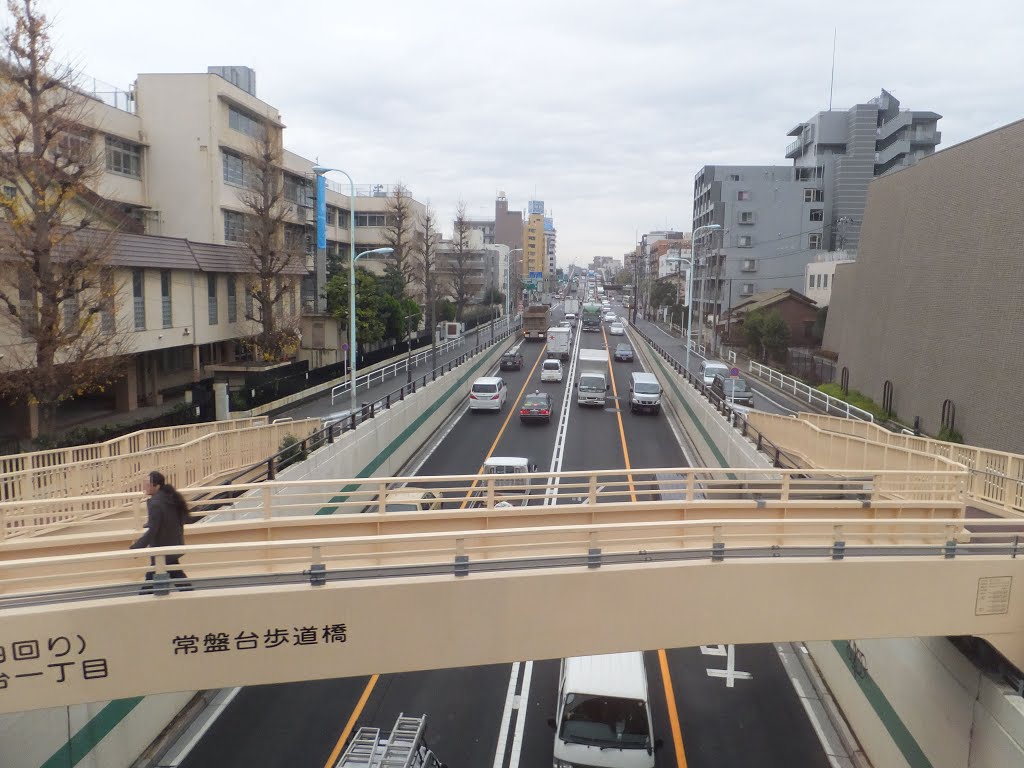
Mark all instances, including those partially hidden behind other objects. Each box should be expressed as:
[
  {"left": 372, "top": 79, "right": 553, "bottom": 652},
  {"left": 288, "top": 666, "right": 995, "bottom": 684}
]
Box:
[{"left": 816, "top": 384, "right": 890, "bottom": 421}]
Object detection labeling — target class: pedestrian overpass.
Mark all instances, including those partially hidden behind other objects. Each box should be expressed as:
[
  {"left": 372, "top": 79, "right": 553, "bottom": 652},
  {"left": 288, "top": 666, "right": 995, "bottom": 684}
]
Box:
[{"left": 2, "top": 406, "right": 1024, "bottom": 715}]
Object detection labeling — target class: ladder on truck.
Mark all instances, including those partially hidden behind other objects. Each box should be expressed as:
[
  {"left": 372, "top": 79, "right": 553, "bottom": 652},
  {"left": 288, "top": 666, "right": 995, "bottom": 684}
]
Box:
[{"left": 335, "top": 713, "right": 445, "bottom": 768}]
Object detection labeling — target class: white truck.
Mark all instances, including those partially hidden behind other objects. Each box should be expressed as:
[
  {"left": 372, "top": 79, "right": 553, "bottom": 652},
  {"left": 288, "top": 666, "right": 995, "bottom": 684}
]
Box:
[
  {"left": 576, "top": 348, "right": 609, "bottom": 407},
  {"left": 564, "top": 297, "right": 581, "bottom": 316},
  {"left": 546, "top": 326, "right": 571, "bottom": 361}
]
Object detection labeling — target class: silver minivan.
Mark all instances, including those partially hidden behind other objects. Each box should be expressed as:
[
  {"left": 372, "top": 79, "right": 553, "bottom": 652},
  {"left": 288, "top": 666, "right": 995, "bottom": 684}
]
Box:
[{"left": 628, "top": 371, "right": 662, "bottom": 415}]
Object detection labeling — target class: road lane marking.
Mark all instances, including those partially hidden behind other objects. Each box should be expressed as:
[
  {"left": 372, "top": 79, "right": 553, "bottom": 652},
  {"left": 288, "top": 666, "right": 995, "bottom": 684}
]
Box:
[
  {"left": 602, "top": 324, "right": 636, "bottom": 502},
  {"left": 491, "top": 661, "right": 522, "bottom": 768},
  {"left": 323, "top": 674, "right": 379, "bottom": 768},
  {"left": 458, "top": 348, "right": 546, "bottom": 509},
  {"left": 658, "top": 649, "right": 689, "bottom": 768},
  {"left": 508, "top": 660, "right": 533, "bottom": 768},
  {"left": 611, "top": 324, "right": 689, "bottom": 767},
  {"left": 544, "top": 324, "right": 583, "bottom": 503}
]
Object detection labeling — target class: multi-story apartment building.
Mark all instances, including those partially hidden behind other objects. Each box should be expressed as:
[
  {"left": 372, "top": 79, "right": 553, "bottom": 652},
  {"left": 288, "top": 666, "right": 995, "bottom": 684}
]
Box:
[
  {"left": 786, "top": 88, "right": 941, "bottom": 253},
  {"left": 544, "top": 216, "right": 557, "bottom": 285},
  {"left": 522, "top": 202, "right": 547, "bottom": 289},
  {"left": 691, "top": 165, "right": 824, "bottom": 334},
  {"left": 435, "top": 230, "right": 501, "bottom": 308}
]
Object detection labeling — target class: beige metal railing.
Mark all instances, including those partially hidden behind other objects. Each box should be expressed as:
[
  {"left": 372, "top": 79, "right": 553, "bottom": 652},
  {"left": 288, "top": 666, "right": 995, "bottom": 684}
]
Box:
[
  {"left": 789, "top": 413, "right": 1024, "bottom": 517},
  {"left": 0, "top": 420, "right": 319, "bottom": 534},
  {"left": 0, "top": 417, "right": 269, "bottom": 476},
  {"left": 0, "top": 467, "right": 968, "bottom": 543}
]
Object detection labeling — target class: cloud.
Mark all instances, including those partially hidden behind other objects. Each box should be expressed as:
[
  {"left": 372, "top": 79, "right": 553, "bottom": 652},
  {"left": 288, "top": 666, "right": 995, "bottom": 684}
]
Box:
[{"left": 37, "top": 0, "right": 1024, "bottom": 263}]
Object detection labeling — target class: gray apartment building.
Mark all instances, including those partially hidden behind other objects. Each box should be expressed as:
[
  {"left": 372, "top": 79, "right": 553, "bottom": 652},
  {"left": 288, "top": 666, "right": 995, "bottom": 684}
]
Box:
[
  {"left": 787, "top": 88, "right": 941, "bottom": 253},
  {"left": 824, "top": 118, "right": 1024, "bottom": 453},
  {"left": 691, "top": 165, "right": 825, "bottom": 333}
]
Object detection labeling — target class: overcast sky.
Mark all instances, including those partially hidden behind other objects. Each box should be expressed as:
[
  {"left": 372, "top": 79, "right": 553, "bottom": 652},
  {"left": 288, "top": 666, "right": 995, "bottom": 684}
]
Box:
[{"left": 43, "top": 0, "right": 1024, "bottom": 265}]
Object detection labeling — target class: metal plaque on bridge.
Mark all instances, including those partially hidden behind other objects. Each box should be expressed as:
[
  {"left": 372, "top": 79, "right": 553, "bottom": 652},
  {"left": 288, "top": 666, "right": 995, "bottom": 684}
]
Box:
[{"left": 975, "top": 576, "right": 1012, "bottom": 616}]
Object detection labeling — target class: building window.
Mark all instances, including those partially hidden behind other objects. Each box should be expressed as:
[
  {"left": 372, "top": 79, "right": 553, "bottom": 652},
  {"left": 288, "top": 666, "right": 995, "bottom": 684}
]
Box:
[
  {"left": 228, "top": 105, "right": 263, "bottom": 138},
  {"left": 804, "top": 188, "right": 824, "bottom": 202},
  {"left": 224, "top": 210, "right": 246, "bottom": 242},
  {"left": 284, "top": 174, "right": 308, "bottom": 207},
  {"left": 222, "top": 149, "right": 245, "bottom": 187},
  {"left": 227, "top": 276, "right": 237, "bottom": 322},
  {"left": 160, "top": 270, "right": 172, "bottom": 328},
  {"left": 105, "top": 136, "right": 141, "bottom": 178},
  {"left": 739, "top": 211, "right": 755, "bottom": 225},
  {"left": 737, "top": 235, "right": 752, "bottom": 248},
  {"left": 823, "top": 274, "right": 829, "bottom": 288},
  {"left": 808, "top": 275, "right": 814, "bottom": 291},
  {"left": 810, "top": 208, "right": 823, "bottom": 222},
  {"left": 62, "top": 295, "right": 79, "bottom": 332},
  {"left": 326, "top": 206, "right": 336, "bottom": 226},
  {"left": 354, "top": 212, "right": 387, "bottom": 227},
  {"left": 132, "top": 268, "right": 145, "bottom": 330},
  {"left": 337, "top": 209, "right": 350, "bottom": 229},
  {"left": 2, "top": 184, "right": 15, "bottom": 198},
  {"left": 728, "top": 174, "right": 740, "bottom": 181},
  {"left": 741, "top": 283, "right": 754, "bottom": 296},
  {"left": 245, "top": 283, "right": 254, "bottom": 320},
  {"left": 737, "top": 190, "right": 751, "bottom": 201},
  {"left": 207, "top": 274, "right": 218, "bottom": 325},
  {"left": 100, "top": 270, "right": 115, "bottom": 334},
  {"left": 795, "top": 166, "right": 824, "bottom": 181},
  {"left": 808, "top": 233, "right": 823, "bottom": 249},
  {"left": 288, "top": 283, "right": 296, "bottom": 317}
]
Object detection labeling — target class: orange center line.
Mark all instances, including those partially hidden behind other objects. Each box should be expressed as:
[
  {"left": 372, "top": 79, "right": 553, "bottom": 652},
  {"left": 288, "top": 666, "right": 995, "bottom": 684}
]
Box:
[{"left": 323, "top": 673, "right": 379, "bottom": 768}]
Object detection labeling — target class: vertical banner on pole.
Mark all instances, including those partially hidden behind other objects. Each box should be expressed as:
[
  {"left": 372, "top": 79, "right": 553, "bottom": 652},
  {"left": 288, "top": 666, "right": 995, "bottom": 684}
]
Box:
[{"left": 316, "top": 175, "right": 327, "bottom": 250}]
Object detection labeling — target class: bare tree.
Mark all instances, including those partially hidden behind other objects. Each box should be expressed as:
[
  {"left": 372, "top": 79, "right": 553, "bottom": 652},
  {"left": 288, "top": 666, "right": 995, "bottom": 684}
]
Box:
[
  {"left": 0, "top": 0, "right": 132, "bottom": 435},
  {"left": 412, "top": 206, "right": 443, "bottom": 371},
  {"left": 381, "top": 182, "right": 415, "bottom": 296},
  {"left": 448, "top": 200, "right": 477, "bottom": 321},
  {"left": 235, "top": 127, "right": 305, "bottom": 362}
]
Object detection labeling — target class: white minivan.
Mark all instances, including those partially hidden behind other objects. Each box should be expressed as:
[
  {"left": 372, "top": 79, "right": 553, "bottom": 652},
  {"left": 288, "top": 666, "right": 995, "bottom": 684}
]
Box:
[
  {"left": 698, "top": 359, "right": 730, "bottom": 386},
  {"left": 469, "top": 376, "right": 507, "bottom": 412},
  {"left": 550, "top": 652, "right": 661, "bottom": 768}
]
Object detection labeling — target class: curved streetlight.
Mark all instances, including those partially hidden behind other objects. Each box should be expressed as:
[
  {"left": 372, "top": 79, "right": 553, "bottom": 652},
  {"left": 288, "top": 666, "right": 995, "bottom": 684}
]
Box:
[
  {"left": 348, "top": 247, "right": 393, "bottom": 416},
  {"left": 689, "top": 223, "right": 722, "bottom": 360}
]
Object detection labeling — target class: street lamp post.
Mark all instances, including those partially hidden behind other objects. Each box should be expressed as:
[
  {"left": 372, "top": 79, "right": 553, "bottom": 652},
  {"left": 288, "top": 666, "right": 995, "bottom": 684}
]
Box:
[
  {"left": 667, "top": 255, "right": 694, "bottom": 375},
  {"left": 347, "top": 247, "right": 393, "bottom": 416},
  {"left": 689, "top": 224, "right": 721, "bottom": 358}
]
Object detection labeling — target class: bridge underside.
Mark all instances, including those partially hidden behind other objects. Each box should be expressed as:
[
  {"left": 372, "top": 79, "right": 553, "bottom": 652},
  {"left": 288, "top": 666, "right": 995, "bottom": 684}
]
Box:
[{"left": 4, "top": 555, "right": 1022, "bottom": 714}]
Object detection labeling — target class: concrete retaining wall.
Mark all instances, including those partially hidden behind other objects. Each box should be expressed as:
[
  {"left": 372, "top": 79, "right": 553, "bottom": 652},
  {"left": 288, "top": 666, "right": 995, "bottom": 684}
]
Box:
[
  {"left": 630, "top": 327, "right": 1024, "bottom": 768},
  {"left": 0, "top": 333, "right": 515, "bottom": 768}
]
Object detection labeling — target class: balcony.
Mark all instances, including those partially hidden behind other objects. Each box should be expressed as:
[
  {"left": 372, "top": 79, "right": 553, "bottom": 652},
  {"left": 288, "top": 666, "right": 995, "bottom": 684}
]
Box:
[{"left": 785, "top": 138, "right": 803, "bottom": 158}]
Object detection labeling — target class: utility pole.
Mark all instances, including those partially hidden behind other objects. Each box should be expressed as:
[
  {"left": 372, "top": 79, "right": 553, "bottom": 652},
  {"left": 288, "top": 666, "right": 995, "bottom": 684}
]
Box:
[{"left": 405, "top": 312, "right": 417, "bottom": 385}]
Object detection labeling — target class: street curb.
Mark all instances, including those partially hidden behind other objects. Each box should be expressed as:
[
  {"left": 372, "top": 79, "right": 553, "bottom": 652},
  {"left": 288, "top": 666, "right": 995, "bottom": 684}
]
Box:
[{"left": 793, "top": 642, "right": 874, "bottom": 768}]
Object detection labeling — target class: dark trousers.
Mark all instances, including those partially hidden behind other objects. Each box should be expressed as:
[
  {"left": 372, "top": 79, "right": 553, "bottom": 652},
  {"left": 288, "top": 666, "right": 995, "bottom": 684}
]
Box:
[{"left": 141, "top": 554, "right": 192, "bottom": 593}]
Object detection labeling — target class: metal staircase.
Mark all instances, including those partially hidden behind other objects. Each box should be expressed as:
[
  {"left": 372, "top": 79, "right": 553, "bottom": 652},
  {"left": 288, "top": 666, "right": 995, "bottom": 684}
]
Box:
[{"left": 335, "top": 714, "right": 444, "bottom": 768}]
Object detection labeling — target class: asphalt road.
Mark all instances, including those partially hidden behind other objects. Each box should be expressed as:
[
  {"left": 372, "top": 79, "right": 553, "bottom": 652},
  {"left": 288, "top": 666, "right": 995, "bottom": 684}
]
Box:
[{"left": 180, "top": 302, "right": 830, "bottom": 768}]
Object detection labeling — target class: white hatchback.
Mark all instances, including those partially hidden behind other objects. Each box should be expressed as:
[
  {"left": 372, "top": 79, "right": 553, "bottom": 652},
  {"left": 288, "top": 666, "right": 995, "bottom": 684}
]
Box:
[
  {"left": 541, "top": 358, "right": 563, "bottom": 382},
  {"left": 609, "top": 322, "right": 625, "bottom": 336},
  {"left": 469, "top": 376, "right": 507, "bottom": 412}
]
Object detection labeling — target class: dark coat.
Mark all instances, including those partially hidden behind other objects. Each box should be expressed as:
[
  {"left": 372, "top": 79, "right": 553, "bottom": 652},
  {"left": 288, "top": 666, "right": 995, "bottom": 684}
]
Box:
[{"left": 130, "top": 490, "right": 187, "bottom": 550}]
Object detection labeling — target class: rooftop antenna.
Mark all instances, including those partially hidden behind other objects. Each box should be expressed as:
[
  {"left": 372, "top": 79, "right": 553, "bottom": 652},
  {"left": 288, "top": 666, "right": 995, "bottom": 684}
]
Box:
[{"left": 828, "top": 28, "right": 837, "bottom": 111}]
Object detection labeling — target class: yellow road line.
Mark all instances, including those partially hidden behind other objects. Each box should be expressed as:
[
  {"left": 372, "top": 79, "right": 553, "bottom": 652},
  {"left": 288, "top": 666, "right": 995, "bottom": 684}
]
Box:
[
  {"left": 323, "top": 673, "right": 380, "bottom": 768},
  {"left": 658, "top": 649, "right": 689, "bottom": 767},
  {"left": 458, "top": 346, "right": 545, "bottom": 508},
  {"left": 606, "top": 324, "right": 688, "bottom": 767}
]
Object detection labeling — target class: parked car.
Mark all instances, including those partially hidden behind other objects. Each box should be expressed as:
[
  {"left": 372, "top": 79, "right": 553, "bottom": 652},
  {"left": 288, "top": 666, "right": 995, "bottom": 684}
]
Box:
[
  {"left": 541, "top": 358, "right": 564, "bottom": 382},
  {"left": 614, "top": 343, "right": 634, "bottom": 362},
  {"left": 711, "top": 374, "right": 754, "bottom": 406},
  {"left": 519, "top": 391, "right": 554, "bottom": 424},
  {"left": 469, "top": 376, "right": 507, "bottom": 412},
  {"left": 500, "top": 350, "right": 523, "bottom": 371},
  {"left": 609, "top": 322, "right": 625, "bottom": 336}
]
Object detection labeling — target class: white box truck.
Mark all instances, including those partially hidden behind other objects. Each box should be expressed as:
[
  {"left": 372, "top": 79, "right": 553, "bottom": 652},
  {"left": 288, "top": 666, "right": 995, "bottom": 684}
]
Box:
[
  {"left": 550, "top": 652, "right": 661, "bottom": 768},
  {"left": 546, "top": 326, "right": 571, "bottom": 361}
]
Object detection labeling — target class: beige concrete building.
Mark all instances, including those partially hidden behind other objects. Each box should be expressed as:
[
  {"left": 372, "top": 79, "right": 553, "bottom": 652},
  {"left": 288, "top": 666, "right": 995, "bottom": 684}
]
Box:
[
  {"left": 804, "top": 251, "right": 855, "bottom": 307},
  {"left": 823, "top": 118, "right": 1024, "bottom": 452}
]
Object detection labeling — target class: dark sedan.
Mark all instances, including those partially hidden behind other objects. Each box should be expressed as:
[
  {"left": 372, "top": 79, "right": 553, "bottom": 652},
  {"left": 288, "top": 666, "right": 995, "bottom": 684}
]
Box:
[
  {"left": 613, "top": 343, "right": 634, "bottom": 362},
  {"left": 500, "top": 350, "right": 523, "bottom": 371},
  {"left": 519, "top": 391, "right": 553, "bottom": 424}
]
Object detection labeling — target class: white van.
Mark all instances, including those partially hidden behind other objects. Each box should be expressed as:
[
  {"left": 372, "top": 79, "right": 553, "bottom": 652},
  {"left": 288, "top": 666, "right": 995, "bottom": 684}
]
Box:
[
  {"left": 479, "top": 456, "right": 536, "bottom": 506},
  {"left": 546, "top": 326, "right": 572, "bottom": 361},
  {"left": 550, "top": 652, "right": 660, "bottom": 768},
  {"left": 698, "top": 359, "right": 730, "bottom": 386},
  {"left": 576, "top": 371, "right": 608, "bottom": 407},
  {"left": 628, "top": 371, "right": 662, "bottom": 415}
]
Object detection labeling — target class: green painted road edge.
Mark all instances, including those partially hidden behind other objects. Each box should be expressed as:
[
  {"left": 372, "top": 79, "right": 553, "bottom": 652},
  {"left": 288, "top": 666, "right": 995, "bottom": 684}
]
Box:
[
  {"left": 832, "top": 641, "right": 933, "bottom": 768},
  {"left": 43, "top": 337, "right": 512, "bottom": 766},
  {"left": 316, "top": 341, "right": 506, "bottom": 514},
  {"left": 40, "top": 697, "right": 144, "bottom": 768}
]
